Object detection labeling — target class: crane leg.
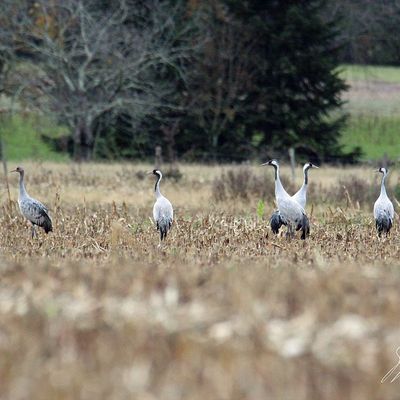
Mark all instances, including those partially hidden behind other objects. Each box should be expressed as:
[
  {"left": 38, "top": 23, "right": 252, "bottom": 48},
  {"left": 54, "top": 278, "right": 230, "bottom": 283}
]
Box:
[
  {"left": 31, "top": 223, "right": 37, "bottom": 239},
  {"left": 286, "top": 224, "right": 294, "bottom": 240}
]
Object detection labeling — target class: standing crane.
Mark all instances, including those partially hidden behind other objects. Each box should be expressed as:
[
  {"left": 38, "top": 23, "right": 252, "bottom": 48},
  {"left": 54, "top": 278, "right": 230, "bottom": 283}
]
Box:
[
  {"left": 374, "top": 167, "right": 394, "bottom": 236},
  {"left": 262, "top": 160, "right": 309, "bottom": 239},
  {"left": 270, "top": 162, "right": 318, "bottom": 234},
  {"left": 151, "top": 169, "right": 173, "bottom": 243},
  {"left": 11, "top": 166, "right": 52, "bottom": 238}
]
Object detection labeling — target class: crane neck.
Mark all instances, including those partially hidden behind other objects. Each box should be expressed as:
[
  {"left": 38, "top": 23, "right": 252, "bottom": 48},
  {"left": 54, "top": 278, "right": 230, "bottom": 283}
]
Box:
[
  {"left": 303, "top": 166, "right": 309, "bottom": 186},
  {"left": 273, "top": 164, "right": 285, "bottom": 195},
  {"left": 154, "top": 172, "right": 162, "bottom": 198},
  {"left": 297, "top": 166, "right": 309, "bottom": 194},
  {"left": 380, "top": 173, "right": 388, "bottom": 196},
  {"left": 18, "top": 171, "right": 28, "bottom": 199}
]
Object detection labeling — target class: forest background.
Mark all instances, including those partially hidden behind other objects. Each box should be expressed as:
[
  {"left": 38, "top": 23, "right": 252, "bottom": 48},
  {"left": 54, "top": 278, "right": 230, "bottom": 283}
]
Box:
[{"left": 0, "top": 0, "right": 399, "bottom": 164}]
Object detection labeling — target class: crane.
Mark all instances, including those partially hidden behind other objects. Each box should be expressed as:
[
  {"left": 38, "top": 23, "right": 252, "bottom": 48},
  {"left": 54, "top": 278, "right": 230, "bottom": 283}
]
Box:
[
  {"left": 11, "top": 166, "right": 52, "bottom": 238},
  {"left": 374, "top": 167, "right": 394, "bottom": 236},
  {"left": 270, "top": 162, "right": 318, "bottom": 234},
  {"left": 262, "top": 160, "right": 309, "bottom": 239},
  {"left": 151, "top": 169, "right": 173, "bottom": 243}
]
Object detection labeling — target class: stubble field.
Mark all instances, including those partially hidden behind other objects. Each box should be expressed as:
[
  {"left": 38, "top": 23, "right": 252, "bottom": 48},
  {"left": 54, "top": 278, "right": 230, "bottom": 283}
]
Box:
[{"left": 1, "top": 162, "right": 400, "bottom": 400}]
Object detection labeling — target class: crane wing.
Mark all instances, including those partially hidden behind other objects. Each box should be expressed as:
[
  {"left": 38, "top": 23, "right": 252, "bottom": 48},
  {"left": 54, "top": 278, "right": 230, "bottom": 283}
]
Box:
[
  {"left": 20, "top": 198, "right": 52, "bottom": 232},
  {"left": 153, "top": 198, "right": 173, "bottom": 221},
  {"left": 291, "top": 187, "right": 306, "bottom": 209},
  {"left": 153, "top": 196, "right": 173, "bottom": 240}
]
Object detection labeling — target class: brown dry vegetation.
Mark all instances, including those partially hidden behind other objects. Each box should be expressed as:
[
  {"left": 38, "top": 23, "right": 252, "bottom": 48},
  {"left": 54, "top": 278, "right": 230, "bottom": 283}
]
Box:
[{"left": 1, "top": 162, "right": 400, "bottom": 400}]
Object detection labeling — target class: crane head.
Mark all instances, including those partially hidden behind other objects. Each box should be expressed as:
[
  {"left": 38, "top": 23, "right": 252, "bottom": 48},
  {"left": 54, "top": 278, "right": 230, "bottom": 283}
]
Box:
[
  {"left": 10, "top": 166, "right": 24, "bottom": 174},
  {"left": 261, "top": 159, "right": 279, "bottom": 168},
  {"left": 376, "top": 167, "right": 388, "bottom": 175},
  {"left": 147, "top": 169, "right": 162, "bottom": 176},
  {"left": 304, "top": 162, "right": 319, "bottom": 171}
]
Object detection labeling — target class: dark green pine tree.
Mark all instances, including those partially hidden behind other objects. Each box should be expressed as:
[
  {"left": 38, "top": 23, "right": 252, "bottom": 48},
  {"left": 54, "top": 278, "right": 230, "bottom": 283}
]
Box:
[{"left": 225, "top": 0, "right": 350, "bottom": 162}]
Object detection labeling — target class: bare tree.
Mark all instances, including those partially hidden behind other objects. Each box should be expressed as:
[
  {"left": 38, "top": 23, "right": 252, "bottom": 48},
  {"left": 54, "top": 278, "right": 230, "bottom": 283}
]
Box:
[
  {"left": 1, "top": 0, "right": 192, "bottom": 160},
  {"left": 324, "top": 0, "right": 400, "bottom": 64}
]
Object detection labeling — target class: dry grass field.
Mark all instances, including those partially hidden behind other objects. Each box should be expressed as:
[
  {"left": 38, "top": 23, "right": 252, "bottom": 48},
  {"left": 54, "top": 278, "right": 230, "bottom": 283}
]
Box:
[{"left": 1, "top": 161, "right": 400, "bottom": 400}]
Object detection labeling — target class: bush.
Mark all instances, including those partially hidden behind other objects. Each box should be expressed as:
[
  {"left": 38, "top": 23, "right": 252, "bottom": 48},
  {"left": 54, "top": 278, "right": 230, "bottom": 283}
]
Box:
[
  {"left": 327, "top": 175, "right": 377, "bottom": 207},
  {"left": 212, "top": 166, "right": 276, "bottom": 202},
  {"left": 392, "top": 180, "right": 400, "bottom": 202},
  {"left": 135, "top": 166, "right": 183, "bottom": 182}
]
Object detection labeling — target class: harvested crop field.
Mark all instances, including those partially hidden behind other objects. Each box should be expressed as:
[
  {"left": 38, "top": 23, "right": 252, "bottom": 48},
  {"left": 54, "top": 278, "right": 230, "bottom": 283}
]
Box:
[{"left": 0, "top": 162, "right": 400, "bottom": 400}]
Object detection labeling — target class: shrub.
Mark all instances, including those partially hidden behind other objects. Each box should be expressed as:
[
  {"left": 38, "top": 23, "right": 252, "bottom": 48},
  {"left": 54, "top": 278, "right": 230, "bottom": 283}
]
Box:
[
  {"left": 211, "top": 166, "right": 276, "bottom": 202},
  {"left": 135, "top": 166, "right": 183, "bottom": 182},
  {"left": 392, "top": 180, "right": 400, "bottom": 202},
  {"left": 328, "top": 175, "right": 377, "bottom": 207}
]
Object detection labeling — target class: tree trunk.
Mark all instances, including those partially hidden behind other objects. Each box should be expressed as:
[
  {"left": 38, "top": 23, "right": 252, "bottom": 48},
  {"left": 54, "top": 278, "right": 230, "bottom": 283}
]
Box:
[
  {"left": 161, "top": 121, "right": 179, "bottom": 163},
  {"left": 73, "top": 119, "right": 94, "bottom": 161},
  {"left": 211, "top": 131, "right": 219, "bottom": 162}
]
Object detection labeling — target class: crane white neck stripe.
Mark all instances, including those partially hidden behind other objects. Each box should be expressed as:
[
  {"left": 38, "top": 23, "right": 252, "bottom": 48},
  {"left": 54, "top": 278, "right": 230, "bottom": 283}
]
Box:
[{"left": 154, "top": 172, "right": 162, "bottom": 198}]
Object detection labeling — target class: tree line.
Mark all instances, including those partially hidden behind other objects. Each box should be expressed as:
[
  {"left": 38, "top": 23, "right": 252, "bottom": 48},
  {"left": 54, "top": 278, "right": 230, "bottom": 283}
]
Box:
[
  {"left": 326, "top": 0, "right": 400, "bottom": 66},
  {"left": 0, "top": 0, "right": 365, "bottom": 162}
]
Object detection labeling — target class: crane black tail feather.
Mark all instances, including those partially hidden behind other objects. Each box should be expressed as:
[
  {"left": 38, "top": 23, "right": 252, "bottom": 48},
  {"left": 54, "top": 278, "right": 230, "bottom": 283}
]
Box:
[
  {"left": 270, "top": 210, "right": 284, "bottom": 234},
  {"left": 375, "top": 215, "right": 392, "bottom": 236},
  {"left": 43, "top": 218, "right": 53, "bottom": 234},
  {"left": 300, "top": 214, "right": 310, "bottom": 240},
  {"left": 37, "top": 213, "right": 52, "bottom": 234}
]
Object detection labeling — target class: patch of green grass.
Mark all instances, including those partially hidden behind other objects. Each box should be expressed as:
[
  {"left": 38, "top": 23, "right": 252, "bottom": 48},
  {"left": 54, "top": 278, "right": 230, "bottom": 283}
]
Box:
[
  {"left": 339, "top": 64, "right": 400, "bottom": 83},
  {"left": 339, "top": 64, "right": 400, "bottom": 159},
  {"left": 0, "top": 114, "right": 69, "bottom": 161},
  {"left": 341, "top": 114, "right": 400, "bottom": 160}
]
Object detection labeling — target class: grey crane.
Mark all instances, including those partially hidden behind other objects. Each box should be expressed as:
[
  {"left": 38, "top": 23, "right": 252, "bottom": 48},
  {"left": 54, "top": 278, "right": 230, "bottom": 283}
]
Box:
[
  {"left": 374, "top": 167, "right": 394, "bottom": 236},
  {"left": 151, "top": 169, "right": 173, "bottom": 242},
  {"left": 270, "top": 162, "right": 318, "bottom": 235},
  {"left": 11, "top": 166, "right": 52, "bottom": 238},
  {"left": 262, "top": 160, "right": 309, "bottom": 239}
]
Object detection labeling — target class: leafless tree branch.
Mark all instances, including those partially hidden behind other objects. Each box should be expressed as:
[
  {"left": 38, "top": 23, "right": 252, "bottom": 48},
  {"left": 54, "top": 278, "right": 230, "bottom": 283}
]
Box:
[{"left": 0, "top": 0, "right": 194, "bottom": 160}]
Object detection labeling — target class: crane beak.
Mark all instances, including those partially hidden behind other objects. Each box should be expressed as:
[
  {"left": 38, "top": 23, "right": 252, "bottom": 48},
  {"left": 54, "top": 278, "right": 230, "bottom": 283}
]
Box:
[
  {"left": 9, "top": 169, "right": 17, "bottom": 173},
  {"left": 147, "top": 171, "right": 153, "bottom": 175},
  {"left": 261, "top": 161, "right": 271, "bottom": 166},
  {"left": 313, "top": 165, "right": 319, "bottom": 169}
]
